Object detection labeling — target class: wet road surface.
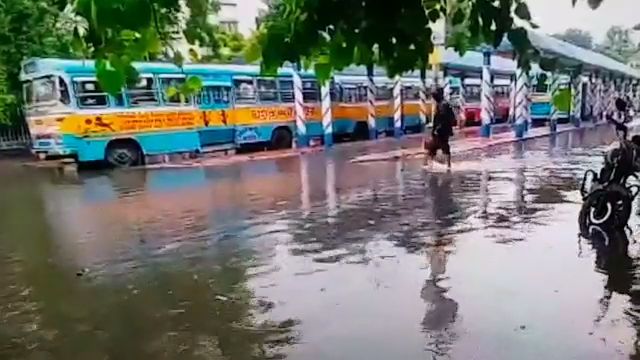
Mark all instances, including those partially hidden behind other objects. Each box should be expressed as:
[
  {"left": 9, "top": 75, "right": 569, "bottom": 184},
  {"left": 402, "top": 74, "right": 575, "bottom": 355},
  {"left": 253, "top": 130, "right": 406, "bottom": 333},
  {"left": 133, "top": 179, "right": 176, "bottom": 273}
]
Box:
[{"left": 2, "top": 126, "right": 640, "bottom": 359}]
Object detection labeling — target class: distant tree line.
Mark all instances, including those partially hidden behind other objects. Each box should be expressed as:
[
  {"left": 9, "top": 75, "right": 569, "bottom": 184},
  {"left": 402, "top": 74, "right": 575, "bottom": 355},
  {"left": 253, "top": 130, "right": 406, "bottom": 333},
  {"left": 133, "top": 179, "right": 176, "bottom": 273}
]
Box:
[{"left": 552, "top": 26, "right": 640, "bottom": 65}]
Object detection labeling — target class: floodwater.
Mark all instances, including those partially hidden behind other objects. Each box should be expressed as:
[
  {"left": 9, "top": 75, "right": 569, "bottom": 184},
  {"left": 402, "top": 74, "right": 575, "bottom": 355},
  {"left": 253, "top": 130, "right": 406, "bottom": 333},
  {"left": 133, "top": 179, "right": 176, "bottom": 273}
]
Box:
[{"left": 1, "top": 126, "right": 640, "bottom": 359}]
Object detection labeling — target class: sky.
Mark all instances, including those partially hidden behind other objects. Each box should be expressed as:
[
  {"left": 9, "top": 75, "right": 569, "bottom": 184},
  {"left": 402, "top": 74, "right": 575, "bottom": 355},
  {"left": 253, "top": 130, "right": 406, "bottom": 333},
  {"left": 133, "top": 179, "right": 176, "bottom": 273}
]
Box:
[{"left": 528, "top": 0, "right": 639, "bottom": 41}]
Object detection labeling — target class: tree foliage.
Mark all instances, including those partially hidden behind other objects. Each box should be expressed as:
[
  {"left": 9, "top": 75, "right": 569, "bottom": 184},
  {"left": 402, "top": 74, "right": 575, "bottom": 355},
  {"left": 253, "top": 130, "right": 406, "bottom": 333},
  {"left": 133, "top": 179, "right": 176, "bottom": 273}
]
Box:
[
  {"left": 552, "top": 28, "right": 593, "bottom": 50},
  {"left": 69, "top": 0, "right": 228, "bottom": 95},
  {"left": 0, "top": 0, "right": 75, "bottom": 123},
  {"left": 254, "top": 0, "right": 611, "bottom": 80},
  {"left": 595, "top": 26, "right": 638, "bottom": 63}
]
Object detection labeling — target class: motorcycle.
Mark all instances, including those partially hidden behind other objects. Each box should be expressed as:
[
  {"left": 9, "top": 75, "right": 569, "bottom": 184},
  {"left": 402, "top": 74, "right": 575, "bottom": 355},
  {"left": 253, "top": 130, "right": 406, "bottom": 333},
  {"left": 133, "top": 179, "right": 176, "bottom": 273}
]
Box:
[{"left": 578, "top": 99, "right": 640, "bottom": 234}]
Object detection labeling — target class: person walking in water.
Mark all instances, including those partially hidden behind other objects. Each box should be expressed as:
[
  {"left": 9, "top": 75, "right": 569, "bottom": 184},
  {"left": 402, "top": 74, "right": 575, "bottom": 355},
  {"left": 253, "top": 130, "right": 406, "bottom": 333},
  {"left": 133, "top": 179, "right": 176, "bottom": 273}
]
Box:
[{"left": 424, "top": 88, "right": 455, "bottom": 169}]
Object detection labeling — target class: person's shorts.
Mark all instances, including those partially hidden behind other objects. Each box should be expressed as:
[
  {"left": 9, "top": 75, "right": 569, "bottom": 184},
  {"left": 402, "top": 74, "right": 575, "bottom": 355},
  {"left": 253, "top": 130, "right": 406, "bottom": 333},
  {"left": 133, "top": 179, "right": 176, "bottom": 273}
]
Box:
[{"left": 424, "top": 135, "right": 451, "bottom": 156}]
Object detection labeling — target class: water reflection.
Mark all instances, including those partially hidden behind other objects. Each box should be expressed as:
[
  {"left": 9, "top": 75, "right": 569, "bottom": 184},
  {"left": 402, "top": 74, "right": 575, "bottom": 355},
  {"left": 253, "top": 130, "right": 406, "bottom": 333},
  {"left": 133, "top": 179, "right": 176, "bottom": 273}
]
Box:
[
  {"left": 2, "top": 125, "right": 640, "bottom": 359},
  {"left": 0, "top": 168, "right": 298, "bottom": 360},
  {"left": 422, "top": 172, "right": 459, "bottom": 358}
]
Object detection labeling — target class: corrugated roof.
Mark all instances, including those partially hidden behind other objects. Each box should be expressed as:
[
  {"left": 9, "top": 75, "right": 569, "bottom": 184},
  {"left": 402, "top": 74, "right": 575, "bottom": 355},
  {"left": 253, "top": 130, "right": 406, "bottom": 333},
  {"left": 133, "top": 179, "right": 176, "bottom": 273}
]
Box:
[{"left": 503, "top": 30, "right": 640, "bottom": 79}]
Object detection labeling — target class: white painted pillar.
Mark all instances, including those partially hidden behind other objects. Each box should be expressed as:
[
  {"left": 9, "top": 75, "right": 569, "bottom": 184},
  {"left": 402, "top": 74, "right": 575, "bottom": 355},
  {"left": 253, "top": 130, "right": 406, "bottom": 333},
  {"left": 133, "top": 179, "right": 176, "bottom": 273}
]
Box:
[
  {"left": 571, "top": 75, "right": 582, "bottom": 127},
  {"left": 514, "top": 67, "right": 529, "bottom": 138},
  {"left": 548, "top": 72, "right": 560, "bottom": 133},
  {"left": 393, "top": 75, "right": 403, "bottom": 138},
  {"left": 366, "top": 64, "right": 377, "bottom": 140},
  {"left": 321, "top": 82, "right": 333, "bottom": 147},
  {"left": 480, "top": 50, "right": 493, "bottom": 138},
  {"left": 419, "top": 67, "right": 429, "bottom": 129},
  {"left": 594, "top": 73, "right": 603, "bottom": 122},
  {"left": 293, "top": 67, "right": 308, "bottom": 147}
]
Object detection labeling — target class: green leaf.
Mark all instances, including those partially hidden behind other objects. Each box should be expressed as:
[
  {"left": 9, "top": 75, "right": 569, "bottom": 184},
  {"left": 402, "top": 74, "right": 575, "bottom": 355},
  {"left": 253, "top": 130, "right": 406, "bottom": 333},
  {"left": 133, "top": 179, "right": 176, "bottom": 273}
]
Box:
[
  {"left": 96, "top": 66, "right": 125, "bottom": 95},
  {"left": 539, "top": 57, "right": 559, "bottom": 72},
  {"left": 452, "top": 8, "right": 466, "bottom": 25},
  {"left": 514, "top": 2, "right": 531, "bottom": 21},
  {"left": 587, "top": 0, "right": 604, "bottom": 9},
  {"left": 428, "top": 9, "right": 441, "bottom": 23},
  {"left": 166, "top": 86, "right": 178, "bottom": 98}
]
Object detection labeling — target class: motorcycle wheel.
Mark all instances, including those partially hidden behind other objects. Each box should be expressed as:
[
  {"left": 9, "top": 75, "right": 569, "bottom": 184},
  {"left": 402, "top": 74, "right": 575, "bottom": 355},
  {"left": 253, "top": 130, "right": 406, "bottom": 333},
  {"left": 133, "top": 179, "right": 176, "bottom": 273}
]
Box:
[{"left": 579, "top": 184, "right": 632, "bottom": 234}]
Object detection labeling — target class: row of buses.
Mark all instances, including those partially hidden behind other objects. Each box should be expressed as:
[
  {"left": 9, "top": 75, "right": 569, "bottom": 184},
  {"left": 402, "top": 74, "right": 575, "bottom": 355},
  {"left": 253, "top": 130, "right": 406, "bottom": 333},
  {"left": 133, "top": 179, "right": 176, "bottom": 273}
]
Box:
[{"left": 20, "top": 56, "right": 567, "bottom": 167}]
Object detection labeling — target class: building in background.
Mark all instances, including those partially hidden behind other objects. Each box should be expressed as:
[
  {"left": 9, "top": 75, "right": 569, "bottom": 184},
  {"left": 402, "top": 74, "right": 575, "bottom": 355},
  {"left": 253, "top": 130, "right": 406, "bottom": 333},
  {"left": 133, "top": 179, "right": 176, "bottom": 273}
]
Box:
[{"left": 219, "top": 0, "right": 265, "bottom": 36}]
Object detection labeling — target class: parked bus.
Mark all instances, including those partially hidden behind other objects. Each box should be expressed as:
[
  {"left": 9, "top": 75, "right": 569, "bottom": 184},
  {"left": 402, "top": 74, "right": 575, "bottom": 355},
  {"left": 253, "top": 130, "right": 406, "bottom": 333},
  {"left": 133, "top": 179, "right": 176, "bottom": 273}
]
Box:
[
  {"left": 530, "top": 73, "right": 570, "bottom": 123},
  {"left": 20, "top": 58, "right": 431, "bottom": 167}
]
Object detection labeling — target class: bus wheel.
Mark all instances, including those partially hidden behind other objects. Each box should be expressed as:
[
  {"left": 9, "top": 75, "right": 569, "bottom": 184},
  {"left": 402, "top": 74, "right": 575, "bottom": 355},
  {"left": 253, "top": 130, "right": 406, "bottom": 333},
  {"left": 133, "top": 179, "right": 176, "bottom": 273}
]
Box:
[
  {"left": 105, "top": 139, "right": 142, "bottom": 167},
  {"left": 271, "top": 127, "right": 293, "bottom": 150}
]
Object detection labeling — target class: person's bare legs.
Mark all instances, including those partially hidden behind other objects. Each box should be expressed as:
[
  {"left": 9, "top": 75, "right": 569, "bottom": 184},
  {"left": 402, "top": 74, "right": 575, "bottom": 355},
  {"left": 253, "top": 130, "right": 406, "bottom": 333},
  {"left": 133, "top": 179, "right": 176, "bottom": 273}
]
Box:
[{"left": 445, "top": 154, "right": 451, "bottom": 169}]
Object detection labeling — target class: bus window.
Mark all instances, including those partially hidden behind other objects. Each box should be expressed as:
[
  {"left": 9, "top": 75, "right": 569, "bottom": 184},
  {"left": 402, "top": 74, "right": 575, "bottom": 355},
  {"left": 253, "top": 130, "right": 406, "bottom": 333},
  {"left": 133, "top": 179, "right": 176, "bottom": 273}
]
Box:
[
  {"left": 257, "top": 78, "right": 278, "bottom": 102},
  {"left": 198, "top": 86, "right": 231, "bottom": 106},
  {"left": 74, "top": 79, "right": 108, "bottom": 108},
  {"left": 128, "top": 77, "right": 159, "bottom": 106},
  {"left": 33, "top": 76, "right": 56, "bottom": 103},
  {"left": 340, "top": 86, "right": 360, "bottom": 103},
  {"left": 59, "top": 78, "right": 70, "bottom": 105},
  {"left": 22, "top": 82, "right": 33, "bottom": 104},
  {"left": 278, "top": 79, "right": 294, "bottom": 103},
  {"left": 302, "top": 80, "right": 319, "bottom": 102},
  {"left": 160, "top": 77, "right": 189, "bottom": 105},
  {"left": 465, "top": 85, "right": 481, "bottom": 102},
  {"left": 376, "top": 85, "right": 392, "bottom": 101},
  {"left": 234, "top": 78, "right": 256, "bottom": 104}
]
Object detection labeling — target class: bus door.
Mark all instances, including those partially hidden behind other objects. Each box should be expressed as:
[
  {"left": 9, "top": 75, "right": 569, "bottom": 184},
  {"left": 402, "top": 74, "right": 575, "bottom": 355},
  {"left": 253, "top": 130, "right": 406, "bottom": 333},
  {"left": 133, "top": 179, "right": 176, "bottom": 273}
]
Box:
[{"left": 197, "top": 79, "right": 234, "bottom": 147}]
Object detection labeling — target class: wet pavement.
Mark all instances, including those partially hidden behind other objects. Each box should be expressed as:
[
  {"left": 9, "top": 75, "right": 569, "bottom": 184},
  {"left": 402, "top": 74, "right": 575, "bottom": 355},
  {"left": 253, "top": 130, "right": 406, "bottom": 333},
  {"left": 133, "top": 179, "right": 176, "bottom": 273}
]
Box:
[{"left": 2, "top": 125, "right": 640, "bottom": 359}]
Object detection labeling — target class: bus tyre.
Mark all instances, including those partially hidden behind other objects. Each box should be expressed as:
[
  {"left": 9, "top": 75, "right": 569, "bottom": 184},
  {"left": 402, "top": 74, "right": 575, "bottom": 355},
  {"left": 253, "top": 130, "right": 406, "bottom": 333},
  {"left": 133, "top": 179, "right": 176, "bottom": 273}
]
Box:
[
  {"left": 579, "top": 185, "right": 632, "bottom": 234},
  {"left": 105, "top": 140, "right": 142, "bottom": 168},
  {"left": 271, "top": 128, "right": 292, "bottom": 150}
]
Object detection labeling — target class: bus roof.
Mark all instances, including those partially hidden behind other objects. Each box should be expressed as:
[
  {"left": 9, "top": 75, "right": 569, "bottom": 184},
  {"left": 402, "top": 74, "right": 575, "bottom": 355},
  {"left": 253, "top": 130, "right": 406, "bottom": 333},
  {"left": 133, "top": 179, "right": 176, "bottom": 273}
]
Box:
[{"left": 20, "top": 58, "right": 317, "bottom": 80}]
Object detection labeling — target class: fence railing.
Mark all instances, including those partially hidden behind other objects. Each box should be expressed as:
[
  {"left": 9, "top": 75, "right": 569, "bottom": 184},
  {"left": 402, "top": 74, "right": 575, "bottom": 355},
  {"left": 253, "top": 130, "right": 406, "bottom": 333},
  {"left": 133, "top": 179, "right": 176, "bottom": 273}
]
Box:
[{"left": 0, "top": 121, "right": 31, "bottom": 150}]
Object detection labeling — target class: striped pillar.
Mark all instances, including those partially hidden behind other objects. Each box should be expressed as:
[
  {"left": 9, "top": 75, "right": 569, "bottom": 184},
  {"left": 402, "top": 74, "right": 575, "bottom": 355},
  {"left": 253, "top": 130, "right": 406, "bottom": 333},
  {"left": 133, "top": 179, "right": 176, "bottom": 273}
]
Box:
[
  {"left": 604, "top": 76, "right": 615, "bottom": 120},
  {"left": 594, "top": 74, "right": 603, "bottom": 122},
  {"left": 631, "top": 80, "right": 640, "bottom": 112},
  {"left": 443, "top": 73, "right": 452, "bottom": 102},
  {"left": 514, "top": 67, "right": 529, "bottom": 138},
  {"left": 480, "top": 51, "right": 493, "bottom": 138},
  {"left": 571, "top": 75, "right": 582, "bottom": 127},
  {"left": 321, "top": 82, "right": 333, "bottom": 147},
  {"left": 582, "top": 74, "right": 596, "bottom": 119},
  {"left": 419, "top": 67, "right": 429, "bottom": 129},
  {"left": 509, "top": 75, "right": 516, "bottom": 124},
  {"left": 525, "top": 73, "right": 532, "bottom": 132},
  {"left": 393, "top": 75, "right": 403, "bottom": 138},
  {"left": 292, "top": 68, "right": 308, "bottom": 147},
  {"left": 366, "top": 64, "right": 377, "bottom": 140},
  {"left": 548, "top": 72, "right": 560, "bottom": 133}
]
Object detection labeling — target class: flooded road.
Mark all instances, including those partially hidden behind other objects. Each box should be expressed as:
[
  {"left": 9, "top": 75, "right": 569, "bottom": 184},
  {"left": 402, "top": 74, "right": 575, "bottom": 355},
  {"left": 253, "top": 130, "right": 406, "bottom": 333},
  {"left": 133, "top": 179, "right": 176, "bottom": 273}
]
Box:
[{"left": 2, "top": 126, "right": 640, "bottom": 359}]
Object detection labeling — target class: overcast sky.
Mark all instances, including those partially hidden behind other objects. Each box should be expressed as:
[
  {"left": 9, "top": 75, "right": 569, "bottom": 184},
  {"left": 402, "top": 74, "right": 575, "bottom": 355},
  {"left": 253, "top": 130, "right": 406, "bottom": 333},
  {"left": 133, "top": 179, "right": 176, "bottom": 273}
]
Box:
[{"left": 528, "top": 0, "right": 639, "bottom": 41}]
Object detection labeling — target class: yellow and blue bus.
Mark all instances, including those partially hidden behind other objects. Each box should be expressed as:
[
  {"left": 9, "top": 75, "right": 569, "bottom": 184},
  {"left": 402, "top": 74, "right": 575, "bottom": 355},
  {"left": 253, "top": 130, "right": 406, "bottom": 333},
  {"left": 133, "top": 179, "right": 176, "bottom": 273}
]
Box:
[{"left": 20, "top": 58, "right": 430, "bottom": 167}]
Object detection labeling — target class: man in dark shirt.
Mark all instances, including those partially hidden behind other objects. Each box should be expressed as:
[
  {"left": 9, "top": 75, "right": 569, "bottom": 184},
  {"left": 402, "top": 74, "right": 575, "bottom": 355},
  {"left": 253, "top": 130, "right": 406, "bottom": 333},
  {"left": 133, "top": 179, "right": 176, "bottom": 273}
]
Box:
[{"left": 424, "top": 88, "right": 454, "bottom": 169}]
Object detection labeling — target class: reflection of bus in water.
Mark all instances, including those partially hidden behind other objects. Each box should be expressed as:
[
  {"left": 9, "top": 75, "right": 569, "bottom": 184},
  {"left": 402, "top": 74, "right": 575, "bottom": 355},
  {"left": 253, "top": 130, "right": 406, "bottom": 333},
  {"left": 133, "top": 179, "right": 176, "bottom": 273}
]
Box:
[
  {"left": 20, "top": 59, "right": 434, "bottom": 167},
  {"left": 40, "top": 155, "right": 410, "bottom": 269}
]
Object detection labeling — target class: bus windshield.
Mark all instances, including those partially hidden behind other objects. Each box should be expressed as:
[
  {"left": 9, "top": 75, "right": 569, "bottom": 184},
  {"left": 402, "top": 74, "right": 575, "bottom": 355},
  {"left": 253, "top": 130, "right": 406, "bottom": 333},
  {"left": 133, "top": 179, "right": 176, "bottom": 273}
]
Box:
[{"left": 23, "top": 76, "right": 68, "bottom": 106}]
